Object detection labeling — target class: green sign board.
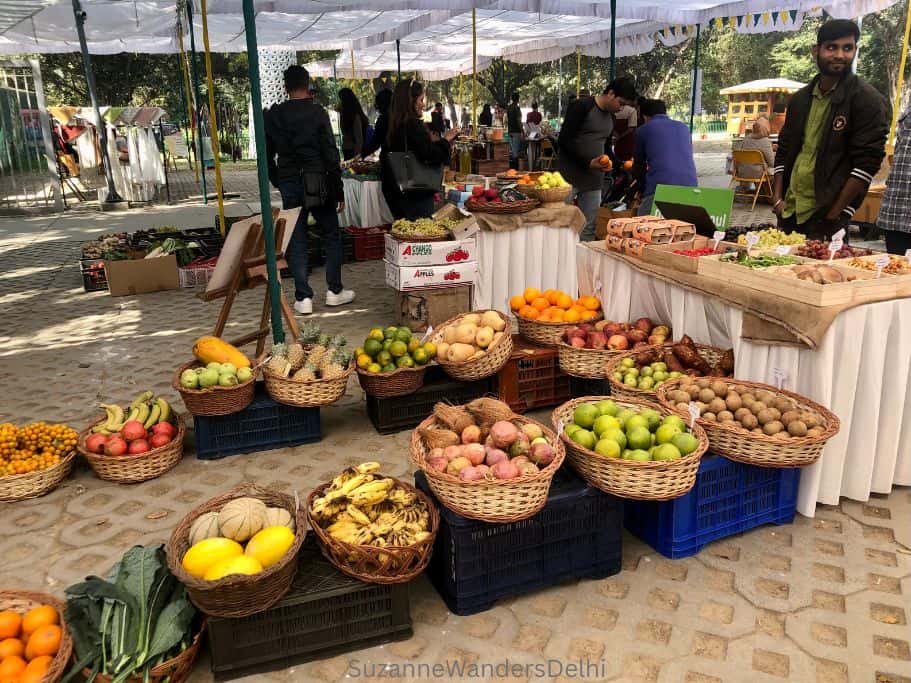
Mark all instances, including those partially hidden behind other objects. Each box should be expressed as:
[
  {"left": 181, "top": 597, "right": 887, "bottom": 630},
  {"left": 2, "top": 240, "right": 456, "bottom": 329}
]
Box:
[{"left": 651, "top": 185, "right": 735, "bottom": 231}]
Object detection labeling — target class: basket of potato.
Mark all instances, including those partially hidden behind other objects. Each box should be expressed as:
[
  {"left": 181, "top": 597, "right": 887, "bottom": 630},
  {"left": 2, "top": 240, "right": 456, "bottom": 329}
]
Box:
[
  {"left": 429, "top": 310, "right": 513, "bottom": 381},
  {"left": 656, "top": 378, "right": 840, "bottom": 468}
]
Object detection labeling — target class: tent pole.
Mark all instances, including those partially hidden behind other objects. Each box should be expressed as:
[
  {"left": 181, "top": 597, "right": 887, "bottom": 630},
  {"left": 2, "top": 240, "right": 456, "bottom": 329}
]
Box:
[
  {"left": 576, "top": 48, "right": 581, "bottom": 97},
  {"left": 176, "top": 23, "right": 199, "bottom": 182},
  {"left": 186, "top": 1, "right": 208, "bottom": 203},
  {"left": 609, "top": 0, "right": 617, "bottom": 81},
  {"left": 71, "top": 0, "right": 121, "bottom": 203},
  {"left": 472, "top": 8, "right": 477, "bottom": 132},
  {"left": 242, "top": 0, "right": 284, "bottom": 344},
  {"left": 459, "top": 72, "right": 463, "bottom": 118},
  {"left": 396, "top": 39, "right": 401, "bottom": 80},
  {"left": 558, "top": 57, "right": 562, "bottom": 117},
  {"left": 350, "top": 48, "right": 355, "bottom": 80},
  {"left": 888, "top": 0, "right": 911, "bottom": 147},
  {"left": 200, "top": 0, "right": 227, "bottom": 235},
  {"left": 689, "top": 23, "right": 701, "bottom": 133}
]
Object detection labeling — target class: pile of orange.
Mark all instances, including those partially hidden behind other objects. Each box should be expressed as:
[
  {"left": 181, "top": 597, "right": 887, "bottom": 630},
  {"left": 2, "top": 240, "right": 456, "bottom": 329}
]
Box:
[
  {"left": 0, "top": 604, "right": 63, "bottom": 683},
  {"left": 510, "top": 288, "right": 602, "bottom": 323},
  {"left": 0, "top": 423, "right": 76, "bottom": 478}
]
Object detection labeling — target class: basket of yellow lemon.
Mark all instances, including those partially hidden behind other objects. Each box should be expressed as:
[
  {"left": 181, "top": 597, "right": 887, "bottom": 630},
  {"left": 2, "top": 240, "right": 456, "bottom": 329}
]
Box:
[
  {"left": 517, "top": 171, "right": 572, "bottom": 206},
  {"left": 355, "top": 325, "right": 435, "bottom": 398}
]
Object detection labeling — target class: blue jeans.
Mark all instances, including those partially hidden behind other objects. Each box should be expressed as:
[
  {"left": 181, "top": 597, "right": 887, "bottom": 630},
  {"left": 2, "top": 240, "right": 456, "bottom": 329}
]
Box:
[
  {"left": 568, "top": 187, "right": 602, "bottom": 242},
  {"left": 638, "top": 194, "right": 654, "bottom": 216},
  {"left": 509, "top": 133, "right": 522, "bottom": 168},
  {"left": 278, "top": 180, "right": 343, "bottom": 301}
]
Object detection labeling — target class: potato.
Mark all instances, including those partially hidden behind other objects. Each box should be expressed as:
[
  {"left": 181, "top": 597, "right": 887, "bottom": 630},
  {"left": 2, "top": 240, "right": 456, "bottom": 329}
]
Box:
[
  {"left": 762, "top": 420, "right": 784, "bottom": 436},
  {"left": 780, "top": 410, "right": 800, "bottom": 426},
  {"left": 447, "top": 343, "right": 476, "bottom": 363},
  {"left": 491, "top": 331, "right": 505, "bottom": 346},
  {"left": 462, "top": 313, "right": 481, "bottom": 326},
  {"left": 454, "top": 323, "right": 478, "bottom": 344},
  {"left": 702, "top": 412, "right": 717, "bottom": 422},
  {"left": 768, "top": 408, "right": 781, "bottom": 422},
  {"left": 740, "top": 393, "right": 756, "bottom": 405},
  {"left": 480, "top": 310, "right": 506, "bottom": 332},
  {"left": 696, "top": 378, "right": 712, "bottom": 389},
  {"left": 734, "top": 408, "right": 751, "bottom": 422},
  {"left": 773, "top": 398, "right": 793, "bottom": 413},
  {"left": 475, "top": 326, "right": 494, "bottom": 349},
  {"left": 686, "top": 385, "right": 701, "bottom": 399},
  {"left": 756, "top": 409, "right": 774, "bottom": 426},
  {"left": 756, "top": 390, "right": 776, "bottom": 405},
  {"left": 807, "top": 427, "right": 824, "bottom": 437},
  {"left": 740, "top": 413, "right": 759, "bottom": 430},
  {"left": 717, "top": 410, "right": 734, "bottom": 422},
  {"left": 710, "top": 381, "right": 729, "bottom": 398},
  {"left": 708, "top": 398, "right": 726, "bottom": 414},
  {"left": 752, "top": 402, "right": 768, "bottom": 414}
]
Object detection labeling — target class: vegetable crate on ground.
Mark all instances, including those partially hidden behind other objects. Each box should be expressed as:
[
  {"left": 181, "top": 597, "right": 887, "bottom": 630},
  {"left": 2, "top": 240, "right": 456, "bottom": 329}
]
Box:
[
  {"left": 367, "top": 365, "right": 496, "bottom": 434},
  {"left": 193, "top": 383, "right": 321, "bottom": 459},
  {"left": 81, "top": 257, "right": 108, "bottom": 292},
  {"left": 415, "top": 467, "right": 622, "bottom": 616},
  {"left": 624, "top": 454, "right": 800, "bottom": 559},
  {"left": 496, "top": 336, "right": 571, "bottom": 413},
  {"left": 569, "top": 377, "right": 611, "bottom": 398},
  {"left": 207, "top": 536, "right": 411, "bottom": 678},
  {"left": 346, "top": 225, "right": 389, "bottom": 261}
]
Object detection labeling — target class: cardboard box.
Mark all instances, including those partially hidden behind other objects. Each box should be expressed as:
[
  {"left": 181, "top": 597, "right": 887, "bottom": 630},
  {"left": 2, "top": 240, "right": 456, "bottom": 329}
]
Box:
[
  {"left": 606, "top": 235, "right": 626, "bottom": 252},
  {"left": 596, "top": 207, "right": 634, "bottom": 239},
  {"left": 396, "top": 285, "right": 473, "bottom": 332},
  {"left": 623, "top": 238, "right": 646, "bottom": 257},
  {"left": 384, "top": 234, "right": 476, "bottom": 266},
  {"left": 632, "top": 219, "right": 697, "bottom": 244},
  {"left": 384, "top": 260, "right": 478, "bottom": 291},
  {"left": 104, "top": 254, "right": 179, "bottom": 296}
]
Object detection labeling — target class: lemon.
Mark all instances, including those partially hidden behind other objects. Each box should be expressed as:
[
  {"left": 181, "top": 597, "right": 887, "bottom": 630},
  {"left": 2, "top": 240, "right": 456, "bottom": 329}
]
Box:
[
  {"left": 368, "top": 328, "right": 384, "bottom": 342},
  {"left": 422, "top": 341, "right": 437, "bottom": 358},
  {"left": 203, "top": 554, "right": 263, "bottom": 581},
  {"left": 181, "top": 537, "right": 243, "bottom": 578},
  {"left": 245, "top": 526, "right": 295, "bottom": 568},
  {"left": 356, "top": 353, "right": 372, "bottom": 369}
]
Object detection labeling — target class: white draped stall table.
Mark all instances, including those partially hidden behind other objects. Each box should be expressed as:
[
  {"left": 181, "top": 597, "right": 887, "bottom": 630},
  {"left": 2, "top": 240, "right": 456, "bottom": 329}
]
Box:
[
  {"left": 576, "top": 242, "right": 911, "bottom": 517},
  {"left": 471, "top": 205, "right": 585, "bottom": 311},
  {"left": 342, "top": 177, "right": 394, "bottom": 229}
]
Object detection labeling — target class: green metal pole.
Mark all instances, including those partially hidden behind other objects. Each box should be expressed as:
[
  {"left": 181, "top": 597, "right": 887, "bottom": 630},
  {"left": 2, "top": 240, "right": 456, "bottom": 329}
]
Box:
[
  {"left": 186, "top": 1, "right": 208, "bottom": 203},
  {"left": 689, "top": 23, "right": 701, "bottom": 133},
  {"left": 243, "top": 0, "right": 284, "bottom": 344},
  {"left": 609, "top": 0, "right": 616, "bottom": 81}
]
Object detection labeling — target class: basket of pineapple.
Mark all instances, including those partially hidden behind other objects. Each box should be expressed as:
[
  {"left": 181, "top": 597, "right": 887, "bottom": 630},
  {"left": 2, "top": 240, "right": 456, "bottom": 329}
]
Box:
[{"left": 261, "top": 323, "right": 355, "bottom": 407}]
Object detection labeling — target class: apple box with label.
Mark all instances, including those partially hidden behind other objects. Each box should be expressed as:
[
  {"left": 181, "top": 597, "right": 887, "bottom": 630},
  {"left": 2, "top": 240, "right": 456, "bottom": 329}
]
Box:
[
  {"left": 384, "top": 234, "right": 477, "bottom": 266},
  {"left": 384, "top": 260, "right": 479, "bottom": 291}
]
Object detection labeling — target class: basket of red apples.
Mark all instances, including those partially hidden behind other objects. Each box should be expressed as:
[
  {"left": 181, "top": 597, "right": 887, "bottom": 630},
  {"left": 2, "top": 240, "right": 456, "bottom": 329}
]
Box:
[
  {"left": 77, "top": 394, "right": 185, "bottom": 484},
  {"left": 558, "top": 317, "right": 671, "bottom": 379}
]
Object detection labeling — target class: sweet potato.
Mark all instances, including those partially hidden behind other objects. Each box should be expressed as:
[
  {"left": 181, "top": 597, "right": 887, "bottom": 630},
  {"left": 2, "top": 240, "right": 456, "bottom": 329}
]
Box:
[
  {"left": 633, "top": 347, "right": 660, "bottom": 366},
  {"left": 672, "top": 342, "right": 710, "bottom": 373},
  {"left": 678, "top": 334, "right": 697, "bottom": 349},
  {"left": 664, "top": 350, "right": 685, "bottom": 373}
]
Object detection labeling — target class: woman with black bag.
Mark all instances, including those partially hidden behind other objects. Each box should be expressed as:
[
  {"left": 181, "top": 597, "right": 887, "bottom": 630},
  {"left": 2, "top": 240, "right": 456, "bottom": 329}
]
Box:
[{"left": 387, "top": 80, "right": 459, "bottom": 219}]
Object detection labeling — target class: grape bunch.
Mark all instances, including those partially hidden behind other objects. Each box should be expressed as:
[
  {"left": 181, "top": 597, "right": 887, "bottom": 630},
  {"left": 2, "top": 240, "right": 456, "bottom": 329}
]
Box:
[
  {"left": 796, "top": 240, "right": 872, "bottom": 260},
  {"left": 736, "top": 228, "right": 806, "bottom": 248}
]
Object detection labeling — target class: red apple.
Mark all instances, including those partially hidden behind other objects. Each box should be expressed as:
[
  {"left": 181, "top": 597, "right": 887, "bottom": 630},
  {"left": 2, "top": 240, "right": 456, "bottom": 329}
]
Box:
[
  {"left": 588, "top": 331, "right": 608, "bottom": 349},
  {"left": 603, "top": 322, "right": 623, "bottom": 337},
  {"left": 634, "top": 317, "right": 653, "bottom": 333},
  {"left": 85, "top": 433, "right": 108, "bottom": 454},
  {"left": 594, "top": 320, "right": 610, "bottom": 332},
  {"left": 627, "top": 329, "right": 648, "bottom": 344},
  {"left": 127, "top": 439, "right": 150, "bottom": 455},
  {"left": 472, "top": 185, "right": 485, "bottom": 196},
  {"left": 578, "top": 323, "right": 593, "bottom": 333},
  {"left": 484, "top": 188, "right": 499, "bottom": 201},
  {"left": 149, "top": 433, "right": 171, "bottom": 449},
  {"left": 104, "top": 437, "right": 128, "bottom": 457},
  {"left": 570, "top": 336, "right": 587, "bottom": 348},
  {"left": 151, "top": 421, "right": 176, "bottom": 439},
  {"left": 607, "top": 334, "right": 629, "bottom": 350}
]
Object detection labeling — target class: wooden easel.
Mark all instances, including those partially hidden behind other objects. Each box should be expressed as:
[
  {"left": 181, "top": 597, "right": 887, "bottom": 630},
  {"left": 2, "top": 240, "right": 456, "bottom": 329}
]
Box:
[{"left": 201, "top": 209, "right": 300, "bottom": 357}]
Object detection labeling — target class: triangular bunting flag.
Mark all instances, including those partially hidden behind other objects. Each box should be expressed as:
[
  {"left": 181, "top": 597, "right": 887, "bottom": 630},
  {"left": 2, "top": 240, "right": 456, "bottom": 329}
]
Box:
[
  {"left": 789, "top": 9, "right": 799, "bottom": 22},
  {"left": 779, "top": 10, "right": 789, "bottom": 23},
  {"left": 762, "top": 11, "right": 771, "bottom": 25},
  {"left": 714, "top": 16, "right": 724, "bottom": 29}
]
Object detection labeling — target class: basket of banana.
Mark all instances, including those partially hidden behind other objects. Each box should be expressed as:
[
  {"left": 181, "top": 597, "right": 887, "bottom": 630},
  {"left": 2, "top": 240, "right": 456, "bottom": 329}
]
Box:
[
  {"left": 306, "top": 462, "right": 440, "bottom": 584},
  {"left": 262, "top": 324, "right": 355, "bottom": 408},
  {"left": 77, "top": 391, "right": 186, "bottom": 484}
]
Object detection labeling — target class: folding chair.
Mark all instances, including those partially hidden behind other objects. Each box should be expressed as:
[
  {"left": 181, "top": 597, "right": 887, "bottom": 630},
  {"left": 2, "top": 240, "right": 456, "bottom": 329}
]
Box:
[
  {"left": 730, "top": 149, "right": 773, "bottom": 211},
  {"left": 539, "top": 138, "right": 555, "bottom": 170}
]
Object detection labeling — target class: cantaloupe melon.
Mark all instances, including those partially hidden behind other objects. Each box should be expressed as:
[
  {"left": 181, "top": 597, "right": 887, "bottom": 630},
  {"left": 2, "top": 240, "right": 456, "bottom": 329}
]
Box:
[
  {"left": 188, "top": 511, "right": 221, "bottom": 546},
  {"left": 263, "top": 506, "right": 295, "bottom": 532},
  {"left": 217, "top": 497, "right": 266, "bottom": 542}
]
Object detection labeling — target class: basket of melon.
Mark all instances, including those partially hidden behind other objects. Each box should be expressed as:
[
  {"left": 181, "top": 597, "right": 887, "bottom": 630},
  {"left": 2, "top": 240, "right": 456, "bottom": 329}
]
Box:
[
  {"left": 166, "top": 484, "right": 305, "bottom": 618},
  {"left": 510, "top": 288, "right": 603, "bottom": 347},
  {"left": 429, "top": 310, "right": 513, "bottom": 381}
]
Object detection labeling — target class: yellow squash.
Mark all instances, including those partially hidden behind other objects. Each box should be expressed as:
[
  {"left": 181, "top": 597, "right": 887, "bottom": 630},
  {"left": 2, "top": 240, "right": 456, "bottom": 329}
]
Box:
[{"left": 192, "top": 336, "right": 250, "bottom": 368}]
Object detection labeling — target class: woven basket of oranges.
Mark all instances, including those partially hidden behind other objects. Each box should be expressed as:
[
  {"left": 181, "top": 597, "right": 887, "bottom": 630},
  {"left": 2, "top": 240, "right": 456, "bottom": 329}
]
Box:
[
  {"left": 0, "top": 423, "right": 78, "bottom": 502},
  {"left": 510, "top": 288, "right": 603, "bottom": 347},
  {"left": 0, "top": 593, "right": 72, "bottom": 683}
]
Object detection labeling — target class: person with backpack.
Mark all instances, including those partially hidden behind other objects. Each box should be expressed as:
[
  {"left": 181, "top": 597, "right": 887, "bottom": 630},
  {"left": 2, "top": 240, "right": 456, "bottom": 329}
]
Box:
[{"left": 265, "top": 66, "right": 355, "bottom": 316}]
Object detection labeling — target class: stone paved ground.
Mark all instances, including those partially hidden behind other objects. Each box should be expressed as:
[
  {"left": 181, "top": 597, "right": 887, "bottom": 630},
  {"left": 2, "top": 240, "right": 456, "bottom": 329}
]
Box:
[{"left": 0, "top": 193, "right": 907, "bottom": 682}]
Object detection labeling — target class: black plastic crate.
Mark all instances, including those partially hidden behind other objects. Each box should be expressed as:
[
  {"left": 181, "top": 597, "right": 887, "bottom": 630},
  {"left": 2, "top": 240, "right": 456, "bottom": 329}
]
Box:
[
  {"left": 80, "top": 258, "right": 108, "bottom": 292},
  {"left": 193, "top": 383, "right": 321, "bottom": 459},
  {"left": 569, "top": 376, "right": 611, "bottom": 397},
  {"left": 367, "top": 365, "right": 496, "bottom": 434},
  {"left": 416, "top": 467, "right": 622, "bottom": 615},
  {"left": 208, "top": 536, "right": 411, "bottom": 678}
]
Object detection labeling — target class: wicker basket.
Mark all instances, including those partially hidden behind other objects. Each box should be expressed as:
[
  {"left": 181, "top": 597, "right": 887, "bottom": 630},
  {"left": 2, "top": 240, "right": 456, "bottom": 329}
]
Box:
[
  {"left": 356, "top": 365, "right": 427, "bottom": 398},
  {"left": 521, "top": 184, "right": 573, "bottom": 206},
  {"left": 77, "top": 415, "right": 186, "bottom": 484},
  {"left": 306, "top": 478, "right": 439, "bottom": 584},
  {"left": 172, "top": 361, "right": 256, "bottom": 416},
  {"left": 261, "top": 355, "right": 353, "bottom": 408},
  {"left": 0, "top": 451, "right": 76, "bottom": 502},
  {"left": 551, "top": 396, "right": 708, "bottom": 500},
  {"left": 516, "top": 313, "right": 604, "bottom": 348},
  {"left": 83, "top": 621, "right": 205, "bottom": 683},
  {"left": 498, "top": 171, "right": 541, "bottom": 182},
  {"left": 558, "top": 343, "right": 624, "bottom": 379},
  {"left": 606, "top": 344, "right": 726, "bottom": 403},
  {"left": 430, "top": 312, "right": 513, "bottom": 381},
  {"left": 0, "top": 591, "right": 72, "bottom": 683},
  {"left": 410, "top": 413, "right": 565, "bottom": 523},
  {"left": 165, "top": 483, "right": 306, "bottom": 618},
  {"left": 656, "top": 379, "right": 840, "bottom": 468},
  {"left": 465, "top": 198, "right": 540, "bottom": 214}
]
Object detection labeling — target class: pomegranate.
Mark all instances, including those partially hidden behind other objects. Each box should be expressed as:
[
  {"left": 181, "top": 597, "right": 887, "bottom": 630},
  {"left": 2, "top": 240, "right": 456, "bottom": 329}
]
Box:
[
  {"left": 85, "top": 433, "right": 108, "bottom": 454},
  {"left": 127, "top": 439, "right": 151, "bottom": 455},
  {"left": 151, "top": 421, "right": 176, "bottom": 439},
  {"left": 104, "top": 437, "right": 128, "bottom": 457},
  {"left": 121, "top": 421, "right": 147, "bottom": 442},
  {"left": 149, "top": 433, "right": 171, "bottom": 449}
]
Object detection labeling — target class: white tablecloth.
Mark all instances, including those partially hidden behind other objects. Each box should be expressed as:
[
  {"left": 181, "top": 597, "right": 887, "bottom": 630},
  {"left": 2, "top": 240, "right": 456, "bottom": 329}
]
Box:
[
  {"left": 473, "top": 225, "right": 579, "bottom": 311},
  {"left": 576, "top": 243, "right": 911, "bottom": 517},
  {"left": 342, "top": 178, "right": 393, "bottom": 229}
]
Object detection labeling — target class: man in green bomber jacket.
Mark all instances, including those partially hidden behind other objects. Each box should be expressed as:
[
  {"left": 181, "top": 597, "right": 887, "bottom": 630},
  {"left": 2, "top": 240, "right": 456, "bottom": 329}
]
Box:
[{"left": 771, "top": 19, "right": 888, "bottom": 239}]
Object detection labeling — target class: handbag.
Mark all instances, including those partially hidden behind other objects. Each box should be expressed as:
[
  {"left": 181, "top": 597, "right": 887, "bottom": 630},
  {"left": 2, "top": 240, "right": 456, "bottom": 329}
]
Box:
[
  {"left": 387, "top": 123, "right": 443, "bottom": 193},
  {"left": 301, "top": 171, "right": 329, "bottom": 210}
]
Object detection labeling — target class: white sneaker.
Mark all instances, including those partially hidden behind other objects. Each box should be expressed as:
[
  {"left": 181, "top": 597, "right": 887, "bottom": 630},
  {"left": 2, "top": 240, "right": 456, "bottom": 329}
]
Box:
[
  {"left": 293, "top": 298, "right": 313, "bottom": 315},
  {"left": 325, "top": 289, "right": 355, "bottom": 307}
]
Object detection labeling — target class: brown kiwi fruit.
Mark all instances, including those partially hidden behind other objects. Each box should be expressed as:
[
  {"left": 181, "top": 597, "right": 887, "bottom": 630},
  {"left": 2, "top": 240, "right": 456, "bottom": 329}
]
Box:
[
  {"left": 702, "top": 412, "right": 717, "bottom": 422},
  {"left": 734, "top": 407, "right": 751, "bottom": 422},
  {"left": 740, "top": 413, "right": 759, "bottom": 430},
  {"left": 780, "top": 410, "right": 801, "bottom": 426},
  {"left": 696, "top": 378, "right": 712, "bottom": 389},
  {"left": 708, "top": 398, "right": 727, "bottom": 414},
  {"left": 698, "top": 388, "right": 716, "bottom": 403},
  {"left": 717, "top": 410, "right": 734, "bottom": 422},
  {"left": 686, "top": 385, "right": 701, "bottom": 399},
  {"left": 787, "top": 421, "right": 808, "bottom": 437},
  {"left": 676, "top": 402, "right": 690, "bottom": 412},
  {"left": 751, "top": 402, "right": 768, "bottom": 415},
  {"left": 762, "top": 420, "right": 784, "bottom": 436},
  {"left": 725, "top": 393, "right": 743, "bottom": 412},
  {"left": 768, "top": 407, "right": 781, "bottom": 421}
]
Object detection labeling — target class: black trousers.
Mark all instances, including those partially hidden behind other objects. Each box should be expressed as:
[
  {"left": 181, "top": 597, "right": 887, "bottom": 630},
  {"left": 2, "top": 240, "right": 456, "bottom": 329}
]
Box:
[{"left": 884, "top": 229, "right": 911, "bottom": 255}]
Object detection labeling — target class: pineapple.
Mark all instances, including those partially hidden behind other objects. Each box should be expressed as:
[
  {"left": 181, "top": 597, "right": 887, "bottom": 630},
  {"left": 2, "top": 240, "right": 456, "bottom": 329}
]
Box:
[
  {"left": 286, "top": 342, "right": 306, "bottom": 371},
  {"left": 267, "top": 343, "right": 292, "bottom": 377},
  {"left": 307, "top": 333, "right": 332, "bottom": 369},
  {"left": 298, "top": 322, "right": 321, "bottom": 344},
  {"left": 319, "top": 335, "right": 348, "bottom": 373},
  {"left": 292, "top": 362, "right": 318, "bottom": 382},
  {"left": 323, "top": 349, "right": 352, "bottom": 380}
]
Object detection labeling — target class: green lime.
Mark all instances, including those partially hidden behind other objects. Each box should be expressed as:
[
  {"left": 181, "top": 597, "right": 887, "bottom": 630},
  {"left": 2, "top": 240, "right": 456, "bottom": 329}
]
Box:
[
  {"left": 412, "top": 348, "right": 429, "bottom": 365},
  {"left": 389, "top": 341, "right": 408, "bottom": 358},
  {"left": 367, "top": 362, "right": 382, "bottom": 373},
  {"left": 376, "top": 350, "right": 392, "bottom": 366},
  {"left": 364, "top": 338, "right": 383, "bottom": 357},
  {"left": 395, "top": 327, "right": 413, "bottom": 342},
  {"left": 382, "top": 339, "right": 393, "bottom": 351},
  {"left": 396, "top": 355, "right": 415, "bottom": 368},
  {"left": 381, "top": 363, "right": 397, "bottom": 373},
  {"left": 368, "top": 328, "right": 385, "bottom": 342},
  {"left": 384, "top": 326, "right": 398, "bottom": 340}
]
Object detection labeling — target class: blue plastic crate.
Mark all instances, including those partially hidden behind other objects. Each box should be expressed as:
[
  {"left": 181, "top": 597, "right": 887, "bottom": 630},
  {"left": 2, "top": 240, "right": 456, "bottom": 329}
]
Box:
[
  {"left": 416, "top": 467, "right": 622, "bottom": 616},
  {"left": 624, "top": 454, "right": 800, "bottom": 559},
  {"left": 193, "top": 383, "right": 321, "bottom": 459}
]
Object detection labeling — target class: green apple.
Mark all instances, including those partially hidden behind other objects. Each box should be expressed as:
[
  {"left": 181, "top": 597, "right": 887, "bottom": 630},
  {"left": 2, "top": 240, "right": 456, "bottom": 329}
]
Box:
[
  {"left": 627, "top": 426, "right": 652, "bottom": 450},
  {"left": 640, "top": 366, "right": 654, "bottom": 377},
  {"left": 595, "top": 400, "right": 619, "bottom": 416},
  {"left": 570, "top": 429, "right": 597, "bottom": 450},
  {"left": 206, "top": 362, "right": 222, "bottom": 371},
  {"left": 662, "top": 415, "right": 687, "bottom": 432},
  {"left": 594, "top": 439, "right": 621, "bottom": 458},
  {"left": 653, "top": 371, "right": 668, "bottom": 382},
  {"left": 179, "top": 369, "right": 199, "bottom": 389},
  {"left": 199, "top": 367, "right": 220, "bottom": 388},
  {"left": 671, "top": 432, "right": 700, "bottom": 456},
  {"left": 600, "top": 427, "right": 627, "bottom": 450},
  {"left": 625, "top": 415, "right": 649, "bottom": 432},
  {"left": 218, "top": 372, "right": 238, "bottom": 387},
  {"left": 564, "top": 423, "right": 582, "bottom": 437},
  {"left": 592, "top": 415, "right": 621, "bottom": 436},
  {"left": 219, "top": 362, "right": 237, "bottom": 376},
  {"left": 624, "top": 376, "right": 638, "bottom": 387},
  {"left": 669, "top": 371, "right": 684, "bottom": 378},
  {"left": 655, "top": 423, "right": 682, "bottom": 444},
  {"left": 625, "top": 367, "right": 640, "bottom": 378},
  {"left": 652, "top": 362, "right": 667, "bottom": 372},
  {"left": 620, "top": 357, "right": 635, "bottom": 369},
  {"left": 652, "top": 443, "right": 683, "bottom": 461},
  {"left": 236, "top": 367, "right": 253, "bottom": 383},
  {"left": 638, "top": 377, "right": 655, "bottom": 390},
  {"left": 573, "top": 403, "right": 599, "bottom": 429},
  {"left": 624, "top": 449, "right": 652, "bottom": 461}
]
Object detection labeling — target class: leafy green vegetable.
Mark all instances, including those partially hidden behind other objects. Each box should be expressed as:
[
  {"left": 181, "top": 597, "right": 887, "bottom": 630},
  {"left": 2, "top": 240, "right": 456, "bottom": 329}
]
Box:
[
  {"left": 63, "top": 545, "right": 196, "bottom": 683},
  {"left": 719, "top": 252, "right": 797, "bottom": 268}
]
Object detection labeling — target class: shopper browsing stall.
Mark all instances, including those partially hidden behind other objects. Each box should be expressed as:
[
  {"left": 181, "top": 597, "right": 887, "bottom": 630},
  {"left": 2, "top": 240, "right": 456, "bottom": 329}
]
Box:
[
  {"left": 633, "top": 99, "right": 698, "bottom": 216},
  {"left": 362, "top": 89, "right": 405, "bottom": 220},
  {"left": 338, "top": 88, "right": 369, "bottom": 160},
  {"left": 878, "top": 104, "right": 911, "bottom": 254},
  {"left": 772, "top": 20, "right": 888, "bottom": 239},
  {"left": 265, "top": 66, "right": 355, "bottom": 316},
  {"left": 507, "top": 92, "right": 523, "bottom": 169},
  {"left": 556, "top": 77, "right": 638, "bottom": 241}
]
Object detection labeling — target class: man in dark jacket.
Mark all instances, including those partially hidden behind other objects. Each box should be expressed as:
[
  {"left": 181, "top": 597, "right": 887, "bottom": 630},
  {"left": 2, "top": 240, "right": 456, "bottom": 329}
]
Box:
[
  {"left": 772, "top": 19, "right": 888, "bottom": 239},
  {"left": 507, "top": 92, "right": 523, "bottom": 169},
  {"left": 557, "top": 77, "right": 638, "bottom": 241},
  {"left": 265, "top": 65, "right": 354, "bottom": 316}
]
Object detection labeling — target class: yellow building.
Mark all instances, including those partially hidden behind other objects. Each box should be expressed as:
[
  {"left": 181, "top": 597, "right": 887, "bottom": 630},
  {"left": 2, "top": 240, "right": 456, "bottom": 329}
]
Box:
[{"left": 719, "top": 78, "right": 805, "bottom": 136}]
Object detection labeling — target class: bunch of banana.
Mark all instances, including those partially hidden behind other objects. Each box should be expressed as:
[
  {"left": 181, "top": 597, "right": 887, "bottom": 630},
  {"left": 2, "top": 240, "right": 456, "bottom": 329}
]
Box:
[
  {"left": 311, "top": 461, "right": 433, "bottom": 551},
  {"left": 92, "top": 390, "right": 173, "bottom": 434}
]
